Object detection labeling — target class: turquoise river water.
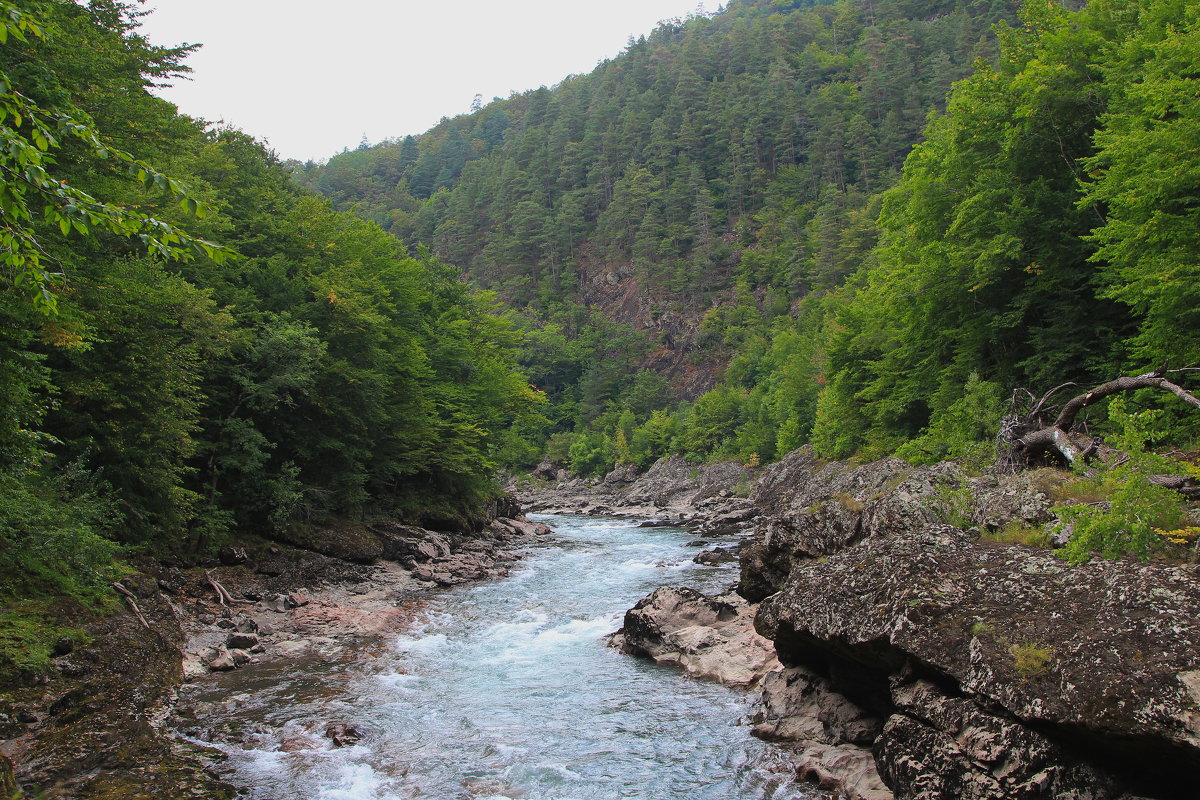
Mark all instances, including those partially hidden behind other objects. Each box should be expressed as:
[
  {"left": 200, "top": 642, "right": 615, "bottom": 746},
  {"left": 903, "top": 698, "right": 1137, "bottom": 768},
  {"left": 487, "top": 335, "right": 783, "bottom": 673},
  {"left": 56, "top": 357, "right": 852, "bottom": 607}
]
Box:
[{"left": 180, "top": 514, "right": 817, "bottom": 800}]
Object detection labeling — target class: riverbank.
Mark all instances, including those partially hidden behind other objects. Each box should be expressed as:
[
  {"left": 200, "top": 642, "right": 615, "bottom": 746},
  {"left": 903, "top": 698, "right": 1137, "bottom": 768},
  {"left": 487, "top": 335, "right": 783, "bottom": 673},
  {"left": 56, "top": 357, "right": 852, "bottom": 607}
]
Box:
[
  {"left": 562, "top": 448, "right": 1200, "bottom": 800},
  {"left": 0, "top": 512, "right": 549, "bottom": 798}
]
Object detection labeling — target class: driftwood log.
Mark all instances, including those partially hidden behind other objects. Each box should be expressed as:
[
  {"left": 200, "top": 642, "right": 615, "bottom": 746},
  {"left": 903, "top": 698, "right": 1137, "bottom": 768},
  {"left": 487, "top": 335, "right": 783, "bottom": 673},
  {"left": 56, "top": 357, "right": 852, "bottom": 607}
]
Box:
[{"left": 998, "top": 370, "right": 1200, "bottom": 496}]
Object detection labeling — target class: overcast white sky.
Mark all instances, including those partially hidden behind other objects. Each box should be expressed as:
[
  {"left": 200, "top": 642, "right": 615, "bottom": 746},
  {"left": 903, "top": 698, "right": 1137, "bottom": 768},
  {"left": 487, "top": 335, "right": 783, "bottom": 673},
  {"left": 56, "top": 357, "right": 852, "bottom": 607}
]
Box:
[{"left": 137, "top": 1, "right": 709, "bottom": 163}]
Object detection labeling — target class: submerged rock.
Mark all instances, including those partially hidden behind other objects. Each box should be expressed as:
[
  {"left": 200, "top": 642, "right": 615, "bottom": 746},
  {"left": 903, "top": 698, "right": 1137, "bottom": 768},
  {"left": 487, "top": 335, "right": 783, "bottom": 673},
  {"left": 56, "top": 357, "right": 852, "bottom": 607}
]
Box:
[{"left": 325, "top": 722, "right": 364, "bottom": 747}]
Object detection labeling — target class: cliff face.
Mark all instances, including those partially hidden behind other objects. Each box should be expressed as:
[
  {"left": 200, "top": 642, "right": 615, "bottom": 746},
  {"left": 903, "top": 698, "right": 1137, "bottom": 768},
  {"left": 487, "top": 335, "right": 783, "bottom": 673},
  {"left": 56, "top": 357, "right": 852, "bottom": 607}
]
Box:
[{"left": 739, "top": 448, "right": 1200, "bottom": 800}]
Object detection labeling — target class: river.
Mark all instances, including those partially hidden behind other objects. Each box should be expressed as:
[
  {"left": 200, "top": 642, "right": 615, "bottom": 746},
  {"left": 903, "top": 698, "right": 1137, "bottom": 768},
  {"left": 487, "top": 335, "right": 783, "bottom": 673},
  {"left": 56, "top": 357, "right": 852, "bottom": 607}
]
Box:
[{"left": 179, "top": 514, "right": 817, "bottom": 800}]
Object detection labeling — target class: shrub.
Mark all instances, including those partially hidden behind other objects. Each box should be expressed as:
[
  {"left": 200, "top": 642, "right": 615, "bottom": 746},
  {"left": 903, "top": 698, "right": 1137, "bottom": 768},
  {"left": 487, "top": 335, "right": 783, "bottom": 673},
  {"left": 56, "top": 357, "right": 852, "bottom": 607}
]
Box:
[
  {"left": 895, "top": 373, "right": 1002, "bottom": 471},
  {"left": 1056, "top": 399, "right": 1198, "bottom": 564}
]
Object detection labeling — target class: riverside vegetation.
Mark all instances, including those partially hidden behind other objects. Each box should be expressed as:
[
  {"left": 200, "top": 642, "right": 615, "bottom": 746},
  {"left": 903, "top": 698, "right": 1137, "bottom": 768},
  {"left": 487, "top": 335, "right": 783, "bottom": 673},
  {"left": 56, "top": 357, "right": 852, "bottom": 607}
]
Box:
[{"left": 1, "top": 0, "right": 1199, "bottom": 797}]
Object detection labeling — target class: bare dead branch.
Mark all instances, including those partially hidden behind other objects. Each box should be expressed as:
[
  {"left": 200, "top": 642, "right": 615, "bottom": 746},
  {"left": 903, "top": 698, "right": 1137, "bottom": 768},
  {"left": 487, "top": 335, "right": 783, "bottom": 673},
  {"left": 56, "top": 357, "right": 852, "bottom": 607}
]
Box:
[
  {"left": 205, "top": 570, "right": 239, "bottom": 606},
  {"left": 1000, "top": 371, "right": 1200, "bottom": 481},
  {"left": 1052, "top": 372, "right": 1200, "bottom": 431},
  {"left": 113, "top": 582, "right": 150, "bottom": 629}
]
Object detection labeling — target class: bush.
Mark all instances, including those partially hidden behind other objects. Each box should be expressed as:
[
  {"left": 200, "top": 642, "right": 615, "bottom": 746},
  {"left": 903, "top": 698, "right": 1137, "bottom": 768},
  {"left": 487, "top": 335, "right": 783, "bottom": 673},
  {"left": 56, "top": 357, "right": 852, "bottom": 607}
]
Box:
[
  {"left": 895, "top": 373, "right": 1002, "bottom": 471},
  {"left": 568, "top": 430, "right": 615, "bottom": 478},
  {"left": 1056, "top": 399, "right": 1198, "bottom": 564}
]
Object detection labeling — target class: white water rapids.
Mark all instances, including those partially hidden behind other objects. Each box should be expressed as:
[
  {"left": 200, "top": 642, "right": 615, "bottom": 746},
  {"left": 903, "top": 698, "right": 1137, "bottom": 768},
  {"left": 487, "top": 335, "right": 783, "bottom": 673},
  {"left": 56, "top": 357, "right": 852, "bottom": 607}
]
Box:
[{"left": 179, "top": 514, "right": 818, "bottom": 800}]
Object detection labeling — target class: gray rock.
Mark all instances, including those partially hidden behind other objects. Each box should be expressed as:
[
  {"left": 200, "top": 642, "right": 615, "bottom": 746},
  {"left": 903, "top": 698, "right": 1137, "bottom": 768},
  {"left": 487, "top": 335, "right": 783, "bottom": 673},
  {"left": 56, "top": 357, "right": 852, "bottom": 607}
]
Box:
[
  {"left": 206, "top": 651, "right": 236, "bottom": 672},
  {"left": 325, "top": 723, "right": 364, "bottom": 747},
  {"left": 621, "top": 586, "right": 779, "bottom": 688},
  {"left": 756, "top": 525, "right": 1200, "bottom": 798},
  {"left": 226, "top": 632, "right": 259, "bottom": 650},
  {"left": 218, "top": 546, "right": 249, "bottom": 565},
  {"left": 693, "top": 547, "right": 739, "bottom": 565}
]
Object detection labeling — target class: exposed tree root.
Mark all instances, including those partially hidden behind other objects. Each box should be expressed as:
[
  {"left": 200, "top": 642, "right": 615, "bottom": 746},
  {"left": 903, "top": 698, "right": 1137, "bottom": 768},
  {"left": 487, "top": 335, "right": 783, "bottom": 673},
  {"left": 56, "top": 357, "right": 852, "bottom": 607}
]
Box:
[{"left": 998, "top": 369, "right": 1200, "bottom": 492}]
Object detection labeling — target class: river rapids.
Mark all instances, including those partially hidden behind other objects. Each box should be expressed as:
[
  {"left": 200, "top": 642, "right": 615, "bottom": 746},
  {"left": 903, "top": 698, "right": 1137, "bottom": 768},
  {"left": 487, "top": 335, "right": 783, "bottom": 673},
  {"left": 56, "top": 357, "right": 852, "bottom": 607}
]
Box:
[{"left": 178, "top": 514, "right": 817, "bottom": 800}]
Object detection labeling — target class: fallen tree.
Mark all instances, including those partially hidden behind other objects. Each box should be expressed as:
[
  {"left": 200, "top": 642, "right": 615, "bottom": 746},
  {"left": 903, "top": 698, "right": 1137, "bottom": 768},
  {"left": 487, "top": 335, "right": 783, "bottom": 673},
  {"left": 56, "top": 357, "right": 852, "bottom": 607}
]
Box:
[{"left": 997, "top": 369, "right": 1200, "bottom": 496}]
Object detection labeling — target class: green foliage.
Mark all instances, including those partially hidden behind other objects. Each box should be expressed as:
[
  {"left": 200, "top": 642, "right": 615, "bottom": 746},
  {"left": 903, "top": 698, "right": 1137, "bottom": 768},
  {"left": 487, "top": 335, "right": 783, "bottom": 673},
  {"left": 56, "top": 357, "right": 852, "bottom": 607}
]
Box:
[
  {"left": 895, "top": 373, "right": 1003, "bottom": 469},
  {"left": 0, "top": 0, "right": 544, "bottom": 577},
  {"left": 0, "top": 1, "right": 229, "bottom": 312},
  {"left": 1009, "top": 641, "right": 1053, "bottom": 679},
  {"left": 568, "top": 429, "right": 615, "bottom": 478},
  {"left": 981, "top": 521, "right": 1052, "bottom": 548},
  {"left": 1056, "top": 398, "right": 1197, "bottom": 564},
  {"left": 1080, "top": 0, "right": 1200, "bottom": 368},
  {"left": 0, "top": 461, "right": 123, "bottom": 604},
  {"left": 295, "top": 0, "right": 1019, "bottom": 469},
  {"left": 0, "top": 605, "right": 86, "bottom": 681},
  {"left": 933, "top": 483, "right": 975, "bottom": 529}
]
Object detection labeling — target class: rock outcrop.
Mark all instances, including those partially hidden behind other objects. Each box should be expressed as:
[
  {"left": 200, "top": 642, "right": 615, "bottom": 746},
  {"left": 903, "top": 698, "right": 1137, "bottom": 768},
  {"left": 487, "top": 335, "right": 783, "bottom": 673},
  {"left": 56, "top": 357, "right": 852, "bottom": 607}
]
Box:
[
  {"left": 614, "top": 444, "right": 1199, "bottom": 799},
  {"left": 615, "top": 586, "right": 779, "bottom": 688},
  {"left": 521, "top": 454, "right": 760, "bottom": 530},
  {"left": 735, "top": 448, "right": 1199, "bottom": 800},
  {"left": 756, "top": 525, "right": 1200, "bottom": 799},
  {"left": 1, "top": 574, "right": 236, "bottom": 799}
]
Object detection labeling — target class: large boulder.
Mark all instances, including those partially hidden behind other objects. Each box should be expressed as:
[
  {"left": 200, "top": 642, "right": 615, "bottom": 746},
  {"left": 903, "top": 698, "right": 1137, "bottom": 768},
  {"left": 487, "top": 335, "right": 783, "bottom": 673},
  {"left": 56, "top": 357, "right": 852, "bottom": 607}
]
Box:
[
  {"left": 367, "top": 521, "right": 452, "bottom": 565},
  {"left": 740, "top": 448, "right": 960, "bottom": 601},
  {"left": 620, "top": 455, "right": 754, "bottom": 512},
  {"left": 756, "top": 524, "right": 1200, "bottom": 799},
  {"left": 751, "top": 665, "right": 893, "bottom": 800},
  {"left": 618, "top": 586, "right": 779, "bottom": 688},
  {"left": 740, "top": 447, "right": 1055, "bottom": 601},
  {"left": 275, "top": 520, "right": 384, "bottom": 564}
]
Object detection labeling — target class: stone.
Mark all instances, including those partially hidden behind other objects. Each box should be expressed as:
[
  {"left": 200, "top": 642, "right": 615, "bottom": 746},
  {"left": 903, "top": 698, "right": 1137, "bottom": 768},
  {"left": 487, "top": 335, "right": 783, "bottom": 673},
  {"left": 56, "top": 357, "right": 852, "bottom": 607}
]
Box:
[
  {"left": 226, "top": 632, "right": 259, "bottom": 650},
  {"left": 325, "top": 723, "right": 364, "bottom": 747},
  {"left": 261, "top": 595, "right": 289, "bottom": 613},
  {"left": 369, "top": 521, "right": 453, "bottom": 564},
  {"left": 206, "top": 651, "right": 236, "bottom": 672},
  {"left": 52, "top": 636, "right": 73, "bottom": 656},
  {"left": 693, "top": 546, "right": 739, "bottom": 565},
  {"left": 274, "top": 520, "right": 384, "bottom": 564},
  {"left": 755, "top": 525, "right": 1200, "bottom": 798},
  {"left": 621, "top": 586, "right": 779, "bottom": 688},
  {"left": 218, "top": 546, "right": 249, "bottom": 565}
]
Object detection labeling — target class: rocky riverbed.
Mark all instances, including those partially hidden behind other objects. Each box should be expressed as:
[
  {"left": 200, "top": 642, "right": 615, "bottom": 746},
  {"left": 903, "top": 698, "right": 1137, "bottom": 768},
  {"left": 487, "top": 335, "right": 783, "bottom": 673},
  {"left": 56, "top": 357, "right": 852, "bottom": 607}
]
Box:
[
  {"left": 522, "top": 449, "right": 1200, "bottom": 800},
  {"left": 0, "top": 511, "right": 549, "bottom": 798}
]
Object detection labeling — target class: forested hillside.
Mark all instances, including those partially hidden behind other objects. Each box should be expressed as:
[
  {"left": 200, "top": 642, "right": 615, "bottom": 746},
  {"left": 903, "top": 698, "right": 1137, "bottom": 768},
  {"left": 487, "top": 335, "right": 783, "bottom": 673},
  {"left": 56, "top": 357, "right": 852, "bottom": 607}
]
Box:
[
  {"left": 295, "top": 0, "right": 1025, "bottom": 465},
  {"left": 305, "top": 0, "right": 1198, "bottom": 478},
  {"left": 0, "top": 0, "right": 540, "bottom": 671}
]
